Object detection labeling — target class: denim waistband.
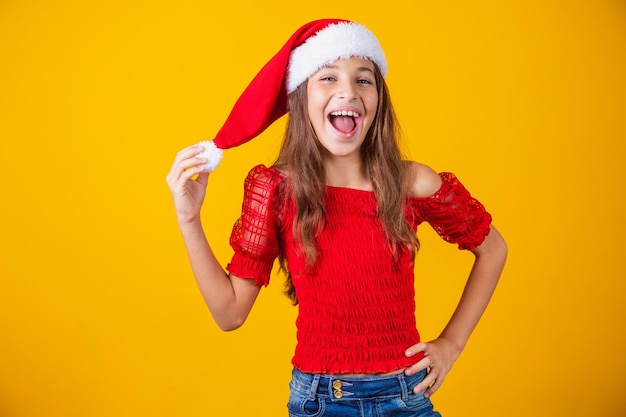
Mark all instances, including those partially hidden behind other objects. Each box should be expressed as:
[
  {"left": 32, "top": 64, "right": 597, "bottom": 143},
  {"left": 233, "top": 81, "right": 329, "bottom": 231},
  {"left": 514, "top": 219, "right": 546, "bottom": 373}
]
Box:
[{"left": 289, "top": 367, "right": 428, "bottom": 402}]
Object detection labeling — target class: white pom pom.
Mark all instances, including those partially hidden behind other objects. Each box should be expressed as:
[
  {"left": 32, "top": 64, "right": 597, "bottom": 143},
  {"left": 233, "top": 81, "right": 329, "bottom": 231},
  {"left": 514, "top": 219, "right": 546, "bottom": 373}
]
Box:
[{"left": 197, "top": 140, "right": 224, "bottom": 172}]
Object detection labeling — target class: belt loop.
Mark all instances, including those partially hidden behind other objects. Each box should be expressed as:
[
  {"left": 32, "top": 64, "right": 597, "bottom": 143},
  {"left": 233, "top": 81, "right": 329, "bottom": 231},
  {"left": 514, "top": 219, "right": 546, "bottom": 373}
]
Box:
[
  {"left": 308, "top": 374, "right": 321, "bottom": 401},
  {"left": 398, "top": 373, "right": 409, "bottom": 401}
]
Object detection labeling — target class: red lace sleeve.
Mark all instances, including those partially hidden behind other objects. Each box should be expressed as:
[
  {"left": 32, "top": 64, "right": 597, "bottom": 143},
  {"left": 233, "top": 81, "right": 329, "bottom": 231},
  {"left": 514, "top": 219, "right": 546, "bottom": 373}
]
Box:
[
  {"left": 417, "top": 172, "right": 492, "bottom": 251},
  {"left": 226, "top": 165, "right": 282, "bottom": 286}
]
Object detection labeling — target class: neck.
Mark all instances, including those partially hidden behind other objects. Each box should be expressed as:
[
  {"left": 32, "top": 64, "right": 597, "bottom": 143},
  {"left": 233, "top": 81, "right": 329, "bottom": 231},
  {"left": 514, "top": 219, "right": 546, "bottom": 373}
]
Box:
[{"left": 323, "top": 157, "right": 372, "bottom": 191}]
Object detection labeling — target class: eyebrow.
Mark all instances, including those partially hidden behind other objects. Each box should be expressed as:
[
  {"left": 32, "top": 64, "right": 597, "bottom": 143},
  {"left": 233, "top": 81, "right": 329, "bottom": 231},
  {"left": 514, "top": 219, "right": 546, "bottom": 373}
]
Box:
[{"left": 320, "top": 65, "right": 375, "bottom": 75}]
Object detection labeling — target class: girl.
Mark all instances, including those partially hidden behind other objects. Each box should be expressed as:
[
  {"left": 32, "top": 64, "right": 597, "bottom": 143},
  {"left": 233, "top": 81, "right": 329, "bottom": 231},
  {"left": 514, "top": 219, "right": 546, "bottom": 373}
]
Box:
[{"left": 167, "top": 19, "right": 507, "bottom": 417}]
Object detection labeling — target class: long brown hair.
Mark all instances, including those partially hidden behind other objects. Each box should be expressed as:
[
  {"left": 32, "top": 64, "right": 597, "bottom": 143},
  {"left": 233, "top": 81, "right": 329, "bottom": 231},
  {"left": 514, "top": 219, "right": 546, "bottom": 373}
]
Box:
[{"left": 273, "top": 63, "right": 419, "bottom": 304}]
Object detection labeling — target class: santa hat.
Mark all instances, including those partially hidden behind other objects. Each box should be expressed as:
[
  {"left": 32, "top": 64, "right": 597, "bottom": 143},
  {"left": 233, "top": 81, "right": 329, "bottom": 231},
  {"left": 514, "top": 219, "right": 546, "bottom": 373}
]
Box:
[{"left": 198, "top": 18, "right": 387, "bottom": 172}]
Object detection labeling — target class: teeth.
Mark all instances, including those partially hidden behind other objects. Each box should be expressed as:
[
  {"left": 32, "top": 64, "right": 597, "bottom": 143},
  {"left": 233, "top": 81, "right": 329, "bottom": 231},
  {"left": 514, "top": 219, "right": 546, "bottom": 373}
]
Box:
[{"left": 330, "top": 110, "right": 360, "bottom": 117}]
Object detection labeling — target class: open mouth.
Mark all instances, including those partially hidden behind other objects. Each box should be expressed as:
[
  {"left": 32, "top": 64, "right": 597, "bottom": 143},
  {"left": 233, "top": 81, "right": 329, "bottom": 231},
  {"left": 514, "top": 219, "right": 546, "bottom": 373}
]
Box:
[{"left": 329, "top": 110, "right": 360, "bottom": 135}]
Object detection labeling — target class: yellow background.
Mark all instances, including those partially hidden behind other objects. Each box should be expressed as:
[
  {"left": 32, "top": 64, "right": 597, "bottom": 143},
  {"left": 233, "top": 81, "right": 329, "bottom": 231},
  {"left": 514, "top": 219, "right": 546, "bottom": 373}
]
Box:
[{"left": 1, "top": 1, "right": 625, "bottom": 416}]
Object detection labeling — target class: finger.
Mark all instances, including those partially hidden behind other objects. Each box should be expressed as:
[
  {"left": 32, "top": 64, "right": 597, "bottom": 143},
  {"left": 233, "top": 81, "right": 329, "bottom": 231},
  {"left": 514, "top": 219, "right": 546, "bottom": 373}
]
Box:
[
  {"left": 428, "top": 355, "right": 435, "bottom": 369},
  {"left": 424, "top": 376, "right": 444, "bottom": 398},
  {"left": 413, "top": 371, "right": 437, "bottom": 395},
  {"left": 176, "top": 144, "right": 204, "bottom": 156},
  {"left": 404, "top": 356, "right": 432, "bottom": 376},
  {"left": 405, "top": 342, "right": 428, "bottom": 357},
  {"left": 177, "top": 164, "right": 207, "bottom": 186},
  {"left": 172, "top": 147, "right": 207, "bottom": 171},
  {"left": 168, "top": 165, "right": 205, "bottom": 196},
  {"left": 168, "top": 156, "right": 208, "bottom": 184},
  {"left": 168, "top": 145, "right": 205, "bottom": 175},
  {"left": 195, "top": 171, "right": 210, "bottom": 188}
]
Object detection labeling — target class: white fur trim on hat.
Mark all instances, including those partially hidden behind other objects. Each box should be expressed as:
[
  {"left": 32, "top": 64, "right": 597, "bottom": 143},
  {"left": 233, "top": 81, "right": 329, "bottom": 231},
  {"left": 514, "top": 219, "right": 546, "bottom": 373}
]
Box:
[{"left": 286, "top": 21, "right": 387, "bottom": 94}]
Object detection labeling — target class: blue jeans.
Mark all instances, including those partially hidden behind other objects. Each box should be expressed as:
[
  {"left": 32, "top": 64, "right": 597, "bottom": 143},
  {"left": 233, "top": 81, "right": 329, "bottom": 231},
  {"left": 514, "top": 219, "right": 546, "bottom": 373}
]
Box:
[{"left": 287, "top": 368, "right": 442, "bottom": 417}]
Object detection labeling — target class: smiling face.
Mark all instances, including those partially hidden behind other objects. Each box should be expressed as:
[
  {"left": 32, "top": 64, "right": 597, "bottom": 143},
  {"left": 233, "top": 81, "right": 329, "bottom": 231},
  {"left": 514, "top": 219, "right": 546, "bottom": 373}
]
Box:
[{"left": 306, "top": 57, "right": 379, "bottom": 162}]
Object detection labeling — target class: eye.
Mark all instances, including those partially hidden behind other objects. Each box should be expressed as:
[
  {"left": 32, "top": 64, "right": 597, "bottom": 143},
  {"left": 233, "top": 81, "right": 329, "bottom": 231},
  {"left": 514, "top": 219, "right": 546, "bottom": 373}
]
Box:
[
  {"left": 357, "top": 78, "right": 374, "bottom": 85},
  {"left": 320, "top": 75, "right": 336, "bottom": 82}
]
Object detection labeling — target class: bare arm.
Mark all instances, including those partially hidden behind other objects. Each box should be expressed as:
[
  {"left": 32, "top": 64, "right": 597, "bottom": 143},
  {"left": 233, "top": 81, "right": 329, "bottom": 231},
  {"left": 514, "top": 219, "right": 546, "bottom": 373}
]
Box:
[
  {"left": 405, "top": 225, "right": 507, "bottom": 397},
  {"left": 166, "top": 145, "right": 261, "bottom": 331},
  {"left": 439, "top": 225, "right": 507, "bottom": 350},
  {"left": 177, "top": 218, "right": 261, "bottom": 331},
  {"left": 403, "top": 162, "right": 508, "bottom": 396}
]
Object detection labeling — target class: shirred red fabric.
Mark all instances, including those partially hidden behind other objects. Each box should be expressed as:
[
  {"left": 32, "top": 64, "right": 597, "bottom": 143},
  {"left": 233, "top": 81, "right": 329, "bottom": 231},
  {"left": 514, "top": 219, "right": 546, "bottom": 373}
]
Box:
[{"left": 226, "top": 165, "right": 492, "bottom": 374}]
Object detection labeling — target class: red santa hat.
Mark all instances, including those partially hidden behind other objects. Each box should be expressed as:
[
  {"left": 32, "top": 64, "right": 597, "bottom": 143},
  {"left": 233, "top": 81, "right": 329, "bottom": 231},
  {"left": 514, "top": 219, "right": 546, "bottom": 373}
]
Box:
[{"left": 198, "top": 18, "right": 387, "bottom": 172}]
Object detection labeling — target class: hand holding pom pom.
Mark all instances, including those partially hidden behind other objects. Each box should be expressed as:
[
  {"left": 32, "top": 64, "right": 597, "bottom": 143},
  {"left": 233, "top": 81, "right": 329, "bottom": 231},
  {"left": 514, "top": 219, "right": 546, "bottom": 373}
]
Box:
[{"left": 196, "top": 141, "right": 224, "bottom": 172}]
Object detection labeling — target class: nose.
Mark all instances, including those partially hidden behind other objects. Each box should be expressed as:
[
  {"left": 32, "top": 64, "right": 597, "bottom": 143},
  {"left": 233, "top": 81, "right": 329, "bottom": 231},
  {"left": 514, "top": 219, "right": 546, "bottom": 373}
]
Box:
[{"left": 336, "top": 79, "right": 357, "bottom": 100}]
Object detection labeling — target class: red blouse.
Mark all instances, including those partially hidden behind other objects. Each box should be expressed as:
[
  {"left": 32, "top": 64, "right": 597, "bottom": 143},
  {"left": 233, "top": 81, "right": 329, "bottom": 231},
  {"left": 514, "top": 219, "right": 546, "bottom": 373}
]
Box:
[{"left": 227, "top": 165, "right": 492, "bottom": 374}]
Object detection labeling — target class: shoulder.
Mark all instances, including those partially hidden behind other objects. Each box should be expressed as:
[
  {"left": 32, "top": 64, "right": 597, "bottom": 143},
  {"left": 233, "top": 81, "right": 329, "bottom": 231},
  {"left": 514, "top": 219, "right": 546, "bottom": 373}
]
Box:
[
  {"left": 403, "top": 161, "right": 443, "bottom": 198},
  {"left": 244, "top": 164, "right": 286, "bottom": 187},
  {"left": 240, "top": 165, "right": 289, "bottom": 208}
]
